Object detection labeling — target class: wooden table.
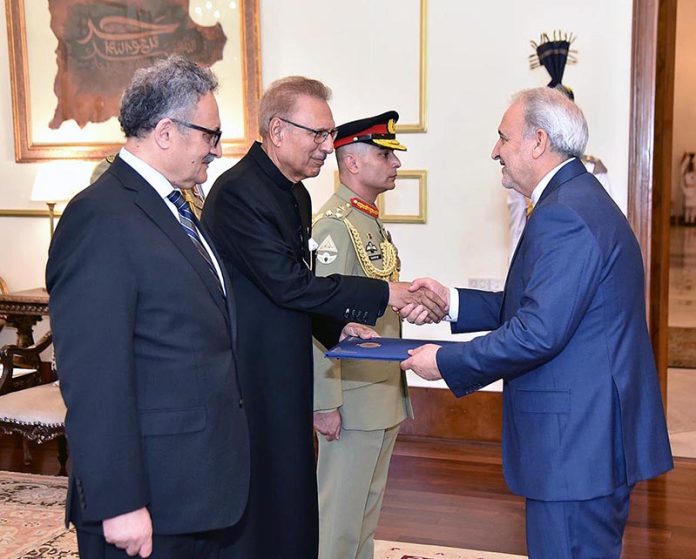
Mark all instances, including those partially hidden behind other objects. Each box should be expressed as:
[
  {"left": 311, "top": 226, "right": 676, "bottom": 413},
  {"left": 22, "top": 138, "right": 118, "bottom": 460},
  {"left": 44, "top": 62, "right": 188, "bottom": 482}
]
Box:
[{"left": 0, "top": 288, "right": 49, "bottom": 348}]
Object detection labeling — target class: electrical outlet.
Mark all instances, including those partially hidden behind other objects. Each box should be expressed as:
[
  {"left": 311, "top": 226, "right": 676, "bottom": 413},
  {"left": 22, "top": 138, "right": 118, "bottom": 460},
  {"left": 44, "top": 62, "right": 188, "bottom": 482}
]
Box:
[{"left": 466, "top": 278, "right": 505, "bottom": 291}]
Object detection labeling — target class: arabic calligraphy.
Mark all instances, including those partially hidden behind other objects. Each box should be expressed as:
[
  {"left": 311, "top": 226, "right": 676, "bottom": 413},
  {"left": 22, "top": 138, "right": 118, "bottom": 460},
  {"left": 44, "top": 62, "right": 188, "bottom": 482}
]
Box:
[{"left": 48, "top": 0, "right": 227, "bottom": 129}]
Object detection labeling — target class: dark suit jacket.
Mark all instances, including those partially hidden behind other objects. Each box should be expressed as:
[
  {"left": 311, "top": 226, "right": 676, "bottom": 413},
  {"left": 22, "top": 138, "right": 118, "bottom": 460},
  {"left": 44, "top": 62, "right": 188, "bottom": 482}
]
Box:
[
  {"left": 46, "top": 155, "right": 249, "bottom": 535},
  {"left": 437, "top": 158, "right": 673, "bottom": 501},
  {"left": 201, "top": 142, "right": 389, "bottom": 558}
]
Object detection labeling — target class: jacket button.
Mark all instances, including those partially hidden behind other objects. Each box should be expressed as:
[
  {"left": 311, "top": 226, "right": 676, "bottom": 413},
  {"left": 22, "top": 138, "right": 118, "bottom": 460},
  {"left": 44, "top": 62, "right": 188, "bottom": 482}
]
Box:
[{"left": 239, "top": 399, "right": 244, "bottom": 408}]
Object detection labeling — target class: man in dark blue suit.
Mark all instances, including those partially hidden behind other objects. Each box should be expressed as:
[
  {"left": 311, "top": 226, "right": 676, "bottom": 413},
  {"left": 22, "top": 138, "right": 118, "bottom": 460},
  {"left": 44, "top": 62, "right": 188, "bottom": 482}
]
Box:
[
  {"left": 47, "top": 56, "right": 249, "bottom": 558},
  {"left": 402, "top": 87, "right": 673, "bottom": 559}
]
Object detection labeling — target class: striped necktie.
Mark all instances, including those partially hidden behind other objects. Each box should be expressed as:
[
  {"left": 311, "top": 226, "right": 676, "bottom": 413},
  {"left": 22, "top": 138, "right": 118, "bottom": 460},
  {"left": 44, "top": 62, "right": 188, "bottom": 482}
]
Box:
[{"left": 167, "top": 190, "right": 223, "bottom": 295}]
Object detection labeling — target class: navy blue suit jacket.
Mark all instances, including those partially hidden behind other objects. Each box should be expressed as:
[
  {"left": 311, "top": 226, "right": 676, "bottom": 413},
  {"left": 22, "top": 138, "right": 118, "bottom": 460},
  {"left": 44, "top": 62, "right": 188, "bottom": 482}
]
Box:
[
  {"left": 437, "top": 158, "right": 673, "bottom": 501},
  {"left": 47, "top": 156, "right": 249, "bottom": 535}
]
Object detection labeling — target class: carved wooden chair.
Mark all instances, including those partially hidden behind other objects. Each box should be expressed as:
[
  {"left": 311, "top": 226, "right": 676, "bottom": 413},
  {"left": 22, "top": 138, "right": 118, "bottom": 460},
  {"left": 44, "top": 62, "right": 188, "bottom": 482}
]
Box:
[
  {"left": 0, "top": 275, "right": 43, "bottom": 389},
  {"left": 0, "top": 333, "right": 68, "bottom": 474},
  {"left": 681, "top": 152, "right": 696, "bottom": 225},
  {"left": 0, "top": 275, "right": 8, "bottom": 334},
  {"left": 0, "top": 331, "right": 49, "bottom": 396}
]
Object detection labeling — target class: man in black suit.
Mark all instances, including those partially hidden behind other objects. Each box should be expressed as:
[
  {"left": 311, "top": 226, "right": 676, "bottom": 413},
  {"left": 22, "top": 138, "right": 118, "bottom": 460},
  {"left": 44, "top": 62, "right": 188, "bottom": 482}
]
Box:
[
  {"left": 47, "top": 56, "right": 249, "bottom": 559},
  {"left": 201, "top": 76, "right": 446, "bottom": 558}
]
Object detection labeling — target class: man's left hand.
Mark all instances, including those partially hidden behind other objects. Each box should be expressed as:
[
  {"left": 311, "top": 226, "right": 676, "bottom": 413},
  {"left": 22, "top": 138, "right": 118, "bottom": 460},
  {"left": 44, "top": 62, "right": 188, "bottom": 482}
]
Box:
[
  {"left": 313, "top": 410, "right": 341, "bottom": 441},
  {"left": 340, "top": 322, "right": 378, "bottom": 341},
  {"left": 401, "top": 344, "right": 443, "bottom": 380}
]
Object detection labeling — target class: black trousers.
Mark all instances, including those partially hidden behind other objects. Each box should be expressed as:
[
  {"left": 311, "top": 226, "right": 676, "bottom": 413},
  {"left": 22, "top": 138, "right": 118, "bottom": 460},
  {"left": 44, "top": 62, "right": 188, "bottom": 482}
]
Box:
[{"left": 76, "top": 526, "right": 239, "bottom": 559}]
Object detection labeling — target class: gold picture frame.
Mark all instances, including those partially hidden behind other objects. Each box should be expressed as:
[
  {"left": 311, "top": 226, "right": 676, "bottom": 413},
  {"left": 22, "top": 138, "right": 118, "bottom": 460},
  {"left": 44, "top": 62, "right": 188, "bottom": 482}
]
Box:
[
  {"left": 5, "top": 0, "right": 261, "bottom": 162},
  {"left": 397, "top": 0, "right": 427, "bottom": 134},
  {"left": 332, "top": 169, "right": 427, "bottom": 224}
]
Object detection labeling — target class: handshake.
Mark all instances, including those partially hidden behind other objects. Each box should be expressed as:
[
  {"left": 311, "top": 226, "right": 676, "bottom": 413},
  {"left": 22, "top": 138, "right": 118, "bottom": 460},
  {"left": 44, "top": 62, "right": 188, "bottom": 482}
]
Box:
[{"left": 387, "top": 278, "right": 449, "bottom": 325}]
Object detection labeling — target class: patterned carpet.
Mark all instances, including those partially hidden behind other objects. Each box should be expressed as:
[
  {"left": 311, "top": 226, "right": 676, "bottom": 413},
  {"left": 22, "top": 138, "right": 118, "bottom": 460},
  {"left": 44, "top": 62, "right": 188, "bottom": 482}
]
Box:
[
  {"left": 375, "top": 540, "right": 526, "bottom": 559},
  {"left": 668, "top": 327, "right": 696, "bottom": 369},
  {"left": 0, "top": 471, "right": 77, "bottom": 558},
  {"left": 0, "top": 471, "right": 524, "bottom": 559}
]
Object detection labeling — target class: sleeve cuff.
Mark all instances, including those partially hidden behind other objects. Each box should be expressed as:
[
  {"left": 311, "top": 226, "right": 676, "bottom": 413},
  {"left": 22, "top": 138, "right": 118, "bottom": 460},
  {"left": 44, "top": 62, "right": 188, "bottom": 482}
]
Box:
[{"left": 445, "top": 287, "right": 459, "bottom": 322}]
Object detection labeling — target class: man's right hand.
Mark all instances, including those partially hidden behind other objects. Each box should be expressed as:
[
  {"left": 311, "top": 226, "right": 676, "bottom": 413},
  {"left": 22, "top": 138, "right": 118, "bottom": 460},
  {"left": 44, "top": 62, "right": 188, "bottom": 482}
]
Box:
[
  {"left": 399, "top": 277, "right": 451, "bottom": 324},
  {"left": 103, "top": 507, "right": 153, "bottom": 557},
  {"left": 388, "top": 281, "right": 448, "bottom": 324},
  {"left": 313, "top": 409, "right": 342, "bottom": 441}
]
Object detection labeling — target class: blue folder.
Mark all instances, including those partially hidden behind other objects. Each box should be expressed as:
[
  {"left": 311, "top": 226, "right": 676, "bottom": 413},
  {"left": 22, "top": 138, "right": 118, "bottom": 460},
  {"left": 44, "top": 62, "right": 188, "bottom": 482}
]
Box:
[{"left": 325, "top": 336, "right": 459, "bottom": 362}]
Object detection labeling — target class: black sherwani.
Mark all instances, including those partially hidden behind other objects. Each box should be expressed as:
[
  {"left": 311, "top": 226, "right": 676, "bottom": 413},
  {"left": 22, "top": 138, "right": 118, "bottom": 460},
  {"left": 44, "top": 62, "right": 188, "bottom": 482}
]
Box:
[{"left": 202, "top": 142, "right": 388, "bottom": 558}]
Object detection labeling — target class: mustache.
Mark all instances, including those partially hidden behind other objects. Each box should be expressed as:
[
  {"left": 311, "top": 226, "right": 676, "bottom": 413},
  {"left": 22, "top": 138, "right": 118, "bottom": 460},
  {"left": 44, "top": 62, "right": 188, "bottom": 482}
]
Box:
[{"left": 203, "top": 153, "right": 216, "bottom": 164}]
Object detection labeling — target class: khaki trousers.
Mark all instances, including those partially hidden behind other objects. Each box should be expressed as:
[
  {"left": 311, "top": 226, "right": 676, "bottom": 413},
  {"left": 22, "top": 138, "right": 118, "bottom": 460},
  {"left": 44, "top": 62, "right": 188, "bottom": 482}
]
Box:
[{"left": 317, "top": 423, "right": 400, "bottom": 559}]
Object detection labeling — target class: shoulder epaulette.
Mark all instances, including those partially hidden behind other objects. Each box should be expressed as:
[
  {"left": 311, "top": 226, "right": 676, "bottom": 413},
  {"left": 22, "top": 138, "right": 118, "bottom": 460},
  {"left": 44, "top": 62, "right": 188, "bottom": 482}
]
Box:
[
  {"left": 582, "top": 154, "right": 608, "bottom": 175},
  {"left": 313, "top": 202, "right": 352, "bottom": 226}
]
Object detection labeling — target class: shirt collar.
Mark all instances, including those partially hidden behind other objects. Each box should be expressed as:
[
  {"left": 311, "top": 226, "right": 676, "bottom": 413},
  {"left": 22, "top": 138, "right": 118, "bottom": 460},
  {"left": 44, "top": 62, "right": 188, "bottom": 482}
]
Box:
[
  {"left": 336, "top": 184, "right": 357, "bottom": 203},
  {"left": 530, "top": 157, "right": 575, "bottom": 206},
  {"left": 336, "top": 184, "right": 380, "bottom": 218},
  {"left": 119, "top": 147, "right": 177, "bottom": 200},
  {"left": 249, "top": 141, "right": 296, "bottom": 191}
]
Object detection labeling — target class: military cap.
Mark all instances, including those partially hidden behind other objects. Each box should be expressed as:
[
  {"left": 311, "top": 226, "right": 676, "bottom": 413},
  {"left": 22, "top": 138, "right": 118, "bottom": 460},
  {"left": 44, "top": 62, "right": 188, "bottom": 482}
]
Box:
[{"left": 334, "top": 111, "right": 407, "bottom": 151}]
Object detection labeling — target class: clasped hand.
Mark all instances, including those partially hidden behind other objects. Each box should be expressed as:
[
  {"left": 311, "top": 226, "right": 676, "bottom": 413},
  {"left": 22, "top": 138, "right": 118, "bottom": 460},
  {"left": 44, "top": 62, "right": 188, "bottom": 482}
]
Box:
[
  {"left": 313, "top": 322, "right": 379, "bottom": 442},
  {"left": 388, "top": 277, "right": 449, "bottom": 325}
]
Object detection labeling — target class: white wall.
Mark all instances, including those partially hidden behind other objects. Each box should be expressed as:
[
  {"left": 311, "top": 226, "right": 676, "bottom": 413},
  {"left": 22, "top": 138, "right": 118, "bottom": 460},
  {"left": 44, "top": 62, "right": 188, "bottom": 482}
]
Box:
[
  {"left": 0, "top": 1, "right": 635, "bottom": 368},
  {"left": 673, "top": 0, "right": 696, "bottom": 217},
  {"left": 260, "top": 0, "right": 633, "bottom": 387}
]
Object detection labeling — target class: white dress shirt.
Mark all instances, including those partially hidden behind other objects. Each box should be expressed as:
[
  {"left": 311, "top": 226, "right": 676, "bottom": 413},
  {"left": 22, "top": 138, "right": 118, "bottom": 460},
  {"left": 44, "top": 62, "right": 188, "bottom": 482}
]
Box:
[{"left": 119, "top": 148, "right": 226, "bottom": 294}]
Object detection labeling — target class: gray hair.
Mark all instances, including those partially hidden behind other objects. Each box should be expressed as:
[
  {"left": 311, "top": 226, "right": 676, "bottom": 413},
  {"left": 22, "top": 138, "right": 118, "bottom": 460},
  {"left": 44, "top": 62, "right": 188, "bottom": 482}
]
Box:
[
  {"left": 513, "top": 87, "right": 588, "bottom": 158},
  {"left": 119, "top": 55, "right": 218, "bottom": 138},
  {"left": 259, "top": 76, "right": 332, "bottom": 138}
]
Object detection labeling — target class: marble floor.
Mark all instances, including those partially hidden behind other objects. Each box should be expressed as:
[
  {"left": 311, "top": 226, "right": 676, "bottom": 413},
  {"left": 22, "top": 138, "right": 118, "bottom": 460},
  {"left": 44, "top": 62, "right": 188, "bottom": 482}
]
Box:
[{"left": 667, "top": 224, "right": 696, "bottom": 459}]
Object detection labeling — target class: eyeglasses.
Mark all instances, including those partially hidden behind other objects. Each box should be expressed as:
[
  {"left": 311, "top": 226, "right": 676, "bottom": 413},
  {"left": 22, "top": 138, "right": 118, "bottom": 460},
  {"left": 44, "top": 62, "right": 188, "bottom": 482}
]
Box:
[
  {"left": 171, "top": 118, "right": 222, "bottom": 148},
  {"left": 275, "top": 116, "right": 338, "bottom": 144}
]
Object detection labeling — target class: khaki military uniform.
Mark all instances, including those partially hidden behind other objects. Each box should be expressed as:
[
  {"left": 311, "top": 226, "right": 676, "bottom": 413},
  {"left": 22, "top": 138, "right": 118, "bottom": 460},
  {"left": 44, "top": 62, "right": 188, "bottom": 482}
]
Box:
[{"left": 313, "top": 184, "right": 413, "bottom": 559}]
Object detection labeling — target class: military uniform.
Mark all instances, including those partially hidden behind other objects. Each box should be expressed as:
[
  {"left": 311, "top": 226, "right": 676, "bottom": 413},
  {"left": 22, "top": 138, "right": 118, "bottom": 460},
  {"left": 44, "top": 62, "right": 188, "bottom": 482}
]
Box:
[{"left": 313, "top": 183, "right": 413, "bottom": 559}]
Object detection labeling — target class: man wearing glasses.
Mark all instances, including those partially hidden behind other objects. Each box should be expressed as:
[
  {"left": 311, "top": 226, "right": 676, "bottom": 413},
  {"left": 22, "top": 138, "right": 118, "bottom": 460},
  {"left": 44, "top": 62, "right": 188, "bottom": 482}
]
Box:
[
  {"left": 202, "top": 77, "right": 447, "bottom": 558},
  {"left": 48, "top": 55, "right": 249, "bottom": 559}
]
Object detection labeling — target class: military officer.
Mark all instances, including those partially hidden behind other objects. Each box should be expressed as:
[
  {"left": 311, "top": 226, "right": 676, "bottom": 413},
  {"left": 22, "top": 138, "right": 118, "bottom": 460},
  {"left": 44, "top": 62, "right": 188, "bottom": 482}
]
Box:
[{"left": 312, "top": 111, "right": 413, "bottom": 559}]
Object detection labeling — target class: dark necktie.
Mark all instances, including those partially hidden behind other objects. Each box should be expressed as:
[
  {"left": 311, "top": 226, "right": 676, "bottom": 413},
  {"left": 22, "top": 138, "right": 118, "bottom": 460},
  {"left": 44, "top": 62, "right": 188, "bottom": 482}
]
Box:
[{"left": 167, "top": 190, "right": 224, "bottom": 295}]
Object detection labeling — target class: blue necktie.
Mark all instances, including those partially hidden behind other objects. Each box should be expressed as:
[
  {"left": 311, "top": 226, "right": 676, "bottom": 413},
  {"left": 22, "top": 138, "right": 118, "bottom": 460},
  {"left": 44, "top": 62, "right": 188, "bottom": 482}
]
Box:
[{"left": 167, "top": 190, "right": 223, "bottom": 295}]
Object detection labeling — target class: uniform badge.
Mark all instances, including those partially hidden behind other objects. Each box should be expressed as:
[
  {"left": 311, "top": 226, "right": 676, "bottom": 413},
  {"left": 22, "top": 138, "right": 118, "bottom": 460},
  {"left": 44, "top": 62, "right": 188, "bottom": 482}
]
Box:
[
  {"left": 317, "top": 235, "right": 338, "bottom": 264},
  {"left": 317, "top": 252, "right": 338, "bottom": 264},
  {"left": 318, "top": 235, "right": 338, "bottom": 253},
  {"left": 365, "top": 240, "right": 378, "bottom": 254}
]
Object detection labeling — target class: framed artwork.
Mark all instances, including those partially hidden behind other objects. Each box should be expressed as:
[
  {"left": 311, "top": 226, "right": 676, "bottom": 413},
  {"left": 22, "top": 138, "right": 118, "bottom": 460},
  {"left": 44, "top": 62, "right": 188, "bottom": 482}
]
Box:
[
  {"left": 332, "top": 169, "right": 427, "bottom": 224},
  {"left": 398, "top": 0, "right": 427, "bottom": 133},
  {"left": 377, "top": 170, "right": 427, "bottom": 223},
  {"left": 5, "top": 0, "right": 261, "bottom": 162}
]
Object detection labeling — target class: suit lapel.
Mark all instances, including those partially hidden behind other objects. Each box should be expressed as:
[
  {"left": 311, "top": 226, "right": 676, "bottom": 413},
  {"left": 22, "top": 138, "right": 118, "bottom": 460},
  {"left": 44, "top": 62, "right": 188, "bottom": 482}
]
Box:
[
  {"left": 200, "top": 221, "right": 237, "bottom": 345},
  {"left": 110, "top": 157, "right": 229, "bottom": 320},
  {"left": 499, "top": 158, "right": 588, "bottom": 322},
  {"left": 537, "top": 158, "right": 587, "bottom": 206}
]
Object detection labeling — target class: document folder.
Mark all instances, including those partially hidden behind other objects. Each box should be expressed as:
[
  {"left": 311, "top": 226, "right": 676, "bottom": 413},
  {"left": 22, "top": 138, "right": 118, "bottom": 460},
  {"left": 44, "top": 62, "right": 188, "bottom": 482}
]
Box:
[{"left": 325, "top": 336, "right": 459, "bottom": 362}]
